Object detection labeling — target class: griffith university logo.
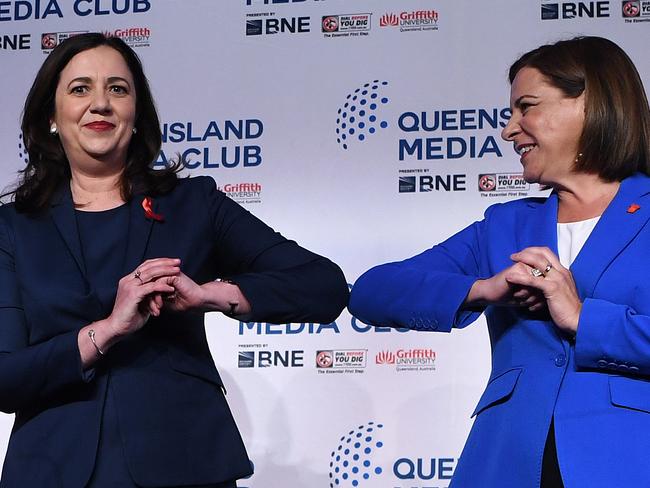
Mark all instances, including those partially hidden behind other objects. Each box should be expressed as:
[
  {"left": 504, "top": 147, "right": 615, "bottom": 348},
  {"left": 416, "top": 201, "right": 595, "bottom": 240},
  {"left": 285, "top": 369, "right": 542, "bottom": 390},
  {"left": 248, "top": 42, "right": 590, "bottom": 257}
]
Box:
[
  {"left": 336, "top": 81, "right": 390, "bottom": 150},
  {"left": 329, "top": 421, "right": 385, "bottom": 487}
]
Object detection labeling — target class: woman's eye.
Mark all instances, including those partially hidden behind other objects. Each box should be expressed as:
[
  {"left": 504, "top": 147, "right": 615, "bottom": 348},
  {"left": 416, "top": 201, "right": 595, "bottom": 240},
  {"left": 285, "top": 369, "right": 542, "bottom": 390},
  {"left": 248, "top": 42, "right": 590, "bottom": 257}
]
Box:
[
  {"left": 520, "top": 102, "right": 534, "bottom": 113},
  {"left": 110, "top": 85, "right": 128, "bottom": 94},
  {"left": 70, "top": 86, "right": 88, "bottom": 94}
]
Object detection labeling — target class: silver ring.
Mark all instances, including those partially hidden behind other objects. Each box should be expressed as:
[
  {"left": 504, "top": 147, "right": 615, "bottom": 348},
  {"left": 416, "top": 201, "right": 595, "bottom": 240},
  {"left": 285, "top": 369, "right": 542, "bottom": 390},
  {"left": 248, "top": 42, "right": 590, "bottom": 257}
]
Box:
[
  {"left": 134, "top": 269, "right": 144, "bottom": 284},
  {"left": 531, "top": 267, "right": 544, "bottom": 278},
  {"left": 544, "top": 263, "right": 553, "bottom": 274}
]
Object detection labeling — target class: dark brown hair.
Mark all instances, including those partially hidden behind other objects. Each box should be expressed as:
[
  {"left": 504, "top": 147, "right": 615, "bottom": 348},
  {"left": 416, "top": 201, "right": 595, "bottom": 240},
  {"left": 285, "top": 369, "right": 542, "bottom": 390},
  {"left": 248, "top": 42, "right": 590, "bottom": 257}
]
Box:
[
  {"left": 509, "top": 36, "right": 650, "bottom": 181},
  {"left": 11, "top": 32, "right": 179, "bottom": 213}
]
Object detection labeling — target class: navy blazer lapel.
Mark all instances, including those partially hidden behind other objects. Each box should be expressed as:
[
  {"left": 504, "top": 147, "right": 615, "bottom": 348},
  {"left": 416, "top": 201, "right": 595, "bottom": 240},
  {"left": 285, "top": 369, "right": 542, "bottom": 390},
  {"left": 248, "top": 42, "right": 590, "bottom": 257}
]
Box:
[
  {"left": 570, "top": 173, "right": 650, "bottom": 300},
  {"left": 518, "top": 192, "right": 559, "bottom": 255},
  {"left": 50, "top": 184, "right": 87, "bottom": 278},
  {"left": 122, "top": 194, "right": 156, "bottom": 275}
]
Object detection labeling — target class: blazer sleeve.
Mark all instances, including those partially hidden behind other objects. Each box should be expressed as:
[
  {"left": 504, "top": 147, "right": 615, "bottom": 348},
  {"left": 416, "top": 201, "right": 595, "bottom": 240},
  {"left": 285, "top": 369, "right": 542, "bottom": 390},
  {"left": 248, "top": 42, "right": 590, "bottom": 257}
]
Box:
[
  {"left": 575, "top": 298, "right": 650, "bottom": 376},
  {"left": 349, "top": 209, "right": 493, "bottom": 332},
  {"left": 0, "top": 212, "right": 90, "bottom": 414},
  {"left": 199, "top": 177, "right": 349, "bottom": 324}
]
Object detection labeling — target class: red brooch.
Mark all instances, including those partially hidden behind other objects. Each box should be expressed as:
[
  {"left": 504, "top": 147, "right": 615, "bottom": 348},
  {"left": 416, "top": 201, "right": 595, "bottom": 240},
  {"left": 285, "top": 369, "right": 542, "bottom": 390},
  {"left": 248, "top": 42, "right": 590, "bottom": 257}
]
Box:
[
  {"left": 627, "top": 203, "right": 641, "bottom": 214},
  {"left": 142, "top": 197, "right": 164, "bottom": 222}
]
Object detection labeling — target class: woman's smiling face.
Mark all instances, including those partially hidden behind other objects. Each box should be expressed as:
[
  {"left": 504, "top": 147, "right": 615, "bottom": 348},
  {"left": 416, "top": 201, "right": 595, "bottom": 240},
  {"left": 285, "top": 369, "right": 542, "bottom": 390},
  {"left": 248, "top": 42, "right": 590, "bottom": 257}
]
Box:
[
  {"left": 53, "top": 45, "right": 136, "bottom": 171},
  {"left": 501, "top": 67, "right": 585, "bottom": 186}
]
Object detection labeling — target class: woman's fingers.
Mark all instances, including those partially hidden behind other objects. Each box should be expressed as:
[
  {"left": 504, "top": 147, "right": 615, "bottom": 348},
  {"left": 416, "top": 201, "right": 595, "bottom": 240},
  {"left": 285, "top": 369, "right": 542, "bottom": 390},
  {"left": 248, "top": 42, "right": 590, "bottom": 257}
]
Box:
[
  {"left": 510, "top": 246, "right": 563, "bottom": 277},
  {"left": 131, "top": 261, "right": 181, "bottom": 284}
]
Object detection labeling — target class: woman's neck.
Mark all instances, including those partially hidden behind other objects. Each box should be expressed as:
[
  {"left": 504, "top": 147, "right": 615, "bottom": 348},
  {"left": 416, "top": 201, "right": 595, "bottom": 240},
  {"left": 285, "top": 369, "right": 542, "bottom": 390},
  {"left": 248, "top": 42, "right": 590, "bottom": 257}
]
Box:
[
  {"left": 70, "top": 172, "right": 125, "bottom": 211},
  {"left": 555, "top": 173, "right": 620, "bottom": 223}
]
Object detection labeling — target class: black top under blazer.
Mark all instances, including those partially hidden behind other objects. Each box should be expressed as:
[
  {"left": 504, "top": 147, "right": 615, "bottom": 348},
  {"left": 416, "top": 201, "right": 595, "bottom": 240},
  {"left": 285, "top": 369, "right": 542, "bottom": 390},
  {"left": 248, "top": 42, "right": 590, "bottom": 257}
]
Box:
[{"left": 0, "top": 176, "right": 349, "bottom": 487}]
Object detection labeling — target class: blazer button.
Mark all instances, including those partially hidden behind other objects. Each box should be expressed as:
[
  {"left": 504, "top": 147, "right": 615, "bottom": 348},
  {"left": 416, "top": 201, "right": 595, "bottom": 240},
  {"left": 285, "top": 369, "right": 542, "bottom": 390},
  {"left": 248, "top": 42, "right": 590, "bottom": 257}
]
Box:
[
  {"left": 617, "top": 364, "right": 629, "bottom": 372},
  {"left": 554, "top": 354, "right": 566, "bottom": 367},
  {"left": 629, "top": 366, "right": 640, "bottom": 373},
  {"left": 607, "top": 362, "right": 618, "bottom": 370},
  {"left": 597, "top": 360, "right": 608, "bottom": 368}
]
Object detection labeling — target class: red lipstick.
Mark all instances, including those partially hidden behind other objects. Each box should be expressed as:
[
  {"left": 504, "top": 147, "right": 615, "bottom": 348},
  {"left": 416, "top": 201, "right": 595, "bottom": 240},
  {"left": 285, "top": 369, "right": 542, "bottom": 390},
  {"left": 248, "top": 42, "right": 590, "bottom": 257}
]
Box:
[{"left": 85, "top": 121, "right": 115, "bottom": 131}]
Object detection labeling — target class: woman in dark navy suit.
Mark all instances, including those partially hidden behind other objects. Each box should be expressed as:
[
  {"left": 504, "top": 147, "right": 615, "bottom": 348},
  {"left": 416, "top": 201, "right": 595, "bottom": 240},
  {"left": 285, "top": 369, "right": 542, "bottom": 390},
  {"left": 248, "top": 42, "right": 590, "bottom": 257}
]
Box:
[{"left": 0, "top": 33, "right": 348, "bottom": 487}]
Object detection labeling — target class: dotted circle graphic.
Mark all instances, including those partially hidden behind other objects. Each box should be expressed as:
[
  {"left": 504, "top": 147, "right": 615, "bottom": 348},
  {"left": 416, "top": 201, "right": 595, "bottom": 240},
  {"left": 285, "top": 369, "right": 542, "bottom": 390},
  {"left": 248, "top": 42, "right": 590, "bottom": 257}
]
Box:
[
  {"left": 336, "top": 81, "right": 390, "bottom": 150},
  {"left": 329, "top": 422, "right": 385, "bottom": 487},
  {"left": 18, "top": 133, "right": 29, "bottom": 164}
]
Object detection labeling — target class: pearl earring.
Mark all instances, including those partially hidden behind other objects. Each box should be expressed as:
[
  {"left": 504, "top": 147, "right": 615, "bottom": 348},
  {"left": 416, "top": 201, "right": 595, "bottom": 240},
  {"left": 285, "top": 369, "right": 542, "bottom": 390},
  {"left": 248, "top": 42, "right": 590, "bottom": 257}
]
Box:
[
  {"left": 49, "top": 123, "right": 58, "bottom": 135},
  {"left": 574, "top": 152, "right": 583, "bottom": 163},
  {"left": 132, "top": 127, "right": 137, "bottom": 134}
]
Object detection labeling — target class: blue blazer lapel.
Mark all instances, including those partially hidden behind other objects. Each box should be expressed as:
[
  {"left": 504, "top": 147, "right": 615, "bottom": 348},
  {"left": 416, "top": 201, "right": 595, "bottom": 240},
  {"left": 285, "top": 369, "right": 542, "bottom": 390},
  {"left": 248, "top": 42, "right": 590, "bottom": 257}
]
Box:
[
  {"left": 50, "top": 184, "right": 87, "bottom": 279},
  {"left": 122, "top": 194, "right": 156, "bottom": 275},
  {"left": 570, "top": 173, "right": 650, "bottom": 300},
  {"left": 518, "top": 192, "right": 559, "bottom": 255}
]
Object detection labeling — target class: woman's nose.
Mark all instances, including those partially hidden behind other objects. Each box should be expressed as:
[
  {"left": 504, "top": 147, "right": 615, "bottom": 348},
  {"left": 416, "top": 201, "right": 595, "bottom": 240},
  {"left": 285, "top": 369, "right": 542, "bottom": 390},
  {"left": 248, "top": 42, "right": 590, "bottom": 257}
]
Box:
[
  {"left": 89, "top": 90, "right": 111, "bottom": 114},
  {"left": 501, "top": 114, "right": 520, "bottom": 141}
]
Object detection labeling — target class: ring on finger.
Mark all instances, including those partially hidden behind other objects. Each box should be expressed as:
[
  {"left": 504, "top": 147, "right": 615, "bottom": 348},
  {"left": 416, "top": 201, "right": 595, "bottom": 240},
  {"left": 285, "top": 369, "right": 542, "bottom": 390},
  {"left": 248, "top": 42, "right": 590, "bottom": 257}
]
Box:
[
  {"left": 134, "top": 269, "right": 144, "bottom": 284},
  {"left": 531, "top": 267, "right": 544, "bottom": 278},
  {"left": 544, "top": 263, "right": 553, "bottom": 274}
]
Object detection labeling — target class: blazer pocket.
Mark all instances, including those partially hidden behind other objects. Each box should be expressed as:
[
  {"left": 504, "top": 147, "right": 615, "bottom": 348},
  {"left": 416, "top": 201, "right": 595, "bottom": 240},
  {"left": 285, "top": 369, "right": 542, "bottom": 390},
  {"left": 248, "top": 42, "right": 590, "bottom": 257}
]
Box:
[
  {"left": 167, "top": 347, "right": 224, "bottom": 388},
  {"left": 471, "top": 368, "right": 522, "bottom": 418},
  {"left": 609, "top": 376, "right": 650, "bottom": 414}
]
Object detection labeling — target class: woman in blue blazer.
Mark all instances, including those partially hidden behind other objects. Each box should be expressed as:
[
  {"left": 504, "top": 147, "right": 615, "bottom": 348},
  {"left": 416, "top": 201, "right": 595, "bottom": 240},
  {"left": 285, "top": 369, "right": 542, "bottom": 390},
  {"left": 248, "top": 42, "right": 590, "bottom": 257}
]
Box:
[
  {"left": 350, "top": 37, "right": 650, "bottom": 488},
  {"left": 0, "top": 34, "right": 349, "bottom": 487}
]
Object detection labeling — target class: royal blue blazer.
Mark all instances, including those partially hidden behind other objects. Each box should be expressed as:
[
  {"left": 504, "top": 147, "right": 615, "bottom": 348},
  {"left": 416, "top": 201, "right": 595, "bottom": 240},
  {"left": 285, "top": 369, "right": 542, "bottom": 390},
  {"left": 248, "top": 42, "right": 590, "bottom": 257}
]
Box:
[
  {"left": 350, "top": 173, "right": 650, "bottom": 488},
  {"left": 0, "top": 176, "right": 348, "bottom": 488}
]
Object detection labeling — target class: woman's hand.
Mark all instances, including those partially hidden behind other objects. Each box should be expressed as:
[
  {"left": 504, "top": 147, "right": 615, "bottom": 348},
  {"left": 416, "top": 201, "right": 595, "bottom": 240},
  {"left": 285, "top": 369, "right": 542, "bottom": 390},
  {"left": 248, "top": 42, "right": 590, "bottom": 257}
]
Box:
[
  {"left": 157, "top": 271, "right": 206, "bottom": 313},
  {"left": 106, "top": 258, "right": 180, "bottom": 337},
  {"left": 465, "top": 263, "right": 546, "bottom": 310},
  {"left": 159, "top": 275, "right": 252, "bottom": 316},
  {"left": 508, "top": 247, "right": 582, "bottom": 334}
]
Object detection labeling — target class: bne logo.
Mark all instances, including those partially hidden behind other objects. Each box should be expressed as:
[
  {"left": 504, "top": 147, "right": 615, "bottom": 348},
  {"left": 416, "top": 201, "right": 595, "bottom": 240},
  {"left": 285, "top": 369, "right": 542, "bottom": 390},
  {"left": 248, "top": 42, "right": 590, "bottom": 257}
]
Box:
[
  {"left": 0, "top": 33, "right": 30, "bottom": 49},
  {"left": 541, "top": 1, "right": 610, "bottom": 19},
  {"left": 398, "top": 174, "right": 467, "bottom": 193},
  {"left": 242, "top": 350, "right": 305, "bottom": 368},
  {"left": 246, "top": 16, "right": 310, "bottom": 35}
]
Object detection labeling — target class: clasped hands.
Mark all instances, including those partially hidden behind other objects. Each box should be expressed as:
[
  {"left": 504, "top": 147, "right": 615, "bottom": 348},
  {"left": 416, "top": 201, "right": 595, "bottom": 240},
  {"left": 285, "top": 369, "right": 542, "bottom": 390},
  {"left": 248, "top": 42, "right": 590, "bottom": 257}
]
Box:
[
  {"left": 467, "top": 247, "right": 582, "bottom": 334},
  {"left": 107, "top": 257, "right": 220, "bottom": 337}
]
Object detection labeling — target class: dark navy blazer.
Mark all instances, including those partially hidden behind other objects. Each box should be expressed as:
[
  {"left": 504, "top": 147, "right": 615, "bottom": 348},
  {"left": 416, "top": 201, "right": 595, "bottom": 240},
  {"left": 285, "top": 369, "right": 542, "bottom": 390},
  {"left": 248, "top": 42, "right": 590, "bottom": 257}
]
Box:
[
  {"left": 0, "top": 176, "right": 348, "bottom": 487},
  {"left": 350, "top": 173, "right": 650, "bottom": 487}
]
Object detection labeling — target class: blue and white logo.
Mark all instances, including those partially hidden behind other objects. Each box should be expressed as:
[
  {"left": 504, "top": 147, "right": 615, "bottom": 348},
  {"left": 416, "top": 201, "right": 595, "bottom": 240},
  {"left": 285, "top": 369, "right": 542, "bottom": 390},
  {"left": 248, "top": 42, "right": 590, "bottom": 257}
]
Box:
[
  {"left": 329, "top": 421, "right": 384, "bottom": 487},
  {"left": 336, "top": 81, "right": 390, "bottom": 150},
  {"left": 18, "top": 133, "right": 28, "bottom": 165}
]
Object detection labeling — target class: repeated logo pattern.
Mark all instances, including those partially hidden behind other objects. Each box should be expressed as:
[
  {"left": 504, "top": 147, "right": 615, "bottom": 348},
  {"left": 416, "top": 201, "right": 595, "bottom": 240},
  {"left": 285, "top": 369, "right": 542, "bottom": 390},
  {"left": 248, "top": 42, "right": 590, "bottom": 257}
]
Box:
[
  {"left": 329, "top": 422, "right": 384, "bottom": 487},
  {"left": 336, "top": 81, "right": 390, "bottom": 150}
]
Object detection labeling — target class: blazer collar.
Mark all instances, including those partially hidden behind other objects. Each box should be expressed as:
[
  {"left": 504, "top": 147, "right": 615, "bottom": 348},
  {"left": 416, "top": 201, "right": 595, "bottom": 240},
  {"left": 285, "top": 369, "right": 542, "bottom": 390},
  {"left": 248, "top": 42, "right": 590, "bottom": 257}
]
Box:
[
  {"left": 521, "top": 173, "right": 650, "bottom": 300},
  {"left": 519, "top": 192, "right": 559, "bottom": 257},
  {"left": 50, "top": 183, "right": 158, "bottom": 280},
  {"left": 570, "top": 173, "right": 650, "bottom": 299},
  {"left": 122, "top": 193, "right": 156, "bottom": 276},
  {"left": 50, "top": 184, "right": 86, "bottom": 278}
]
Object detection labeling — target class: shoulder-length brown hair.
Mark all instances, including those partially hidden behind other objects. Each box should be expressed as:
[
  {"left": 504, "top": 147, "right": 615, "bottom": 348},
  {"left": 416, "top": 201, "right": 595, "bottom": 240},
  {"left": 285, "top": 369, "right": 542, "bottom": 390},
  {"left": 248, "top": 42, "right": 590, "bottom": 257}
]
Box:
[
  {"left": 509, "top": 36, "right": 650, "bottom": 181},
  {"left": 11, "top": 32, "right": 180, "bottom": 213}
]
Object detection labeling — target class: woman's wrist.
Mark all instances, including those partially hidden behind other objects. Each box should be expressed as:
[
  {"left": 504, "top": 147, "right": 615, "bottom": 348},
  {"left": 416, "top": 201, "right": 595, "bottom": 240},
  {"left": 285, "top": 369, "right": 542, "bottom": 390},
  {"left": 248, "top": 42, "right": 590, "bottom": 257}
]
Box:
[
  {"left": 200, "top": 280, "right": 251, "bottom": 316},
  {"left": 463, "top": 279, "right": 487, "bottom": 307},
  {"left": 78, "top": 318, "right": 124, "bottom": 367}
]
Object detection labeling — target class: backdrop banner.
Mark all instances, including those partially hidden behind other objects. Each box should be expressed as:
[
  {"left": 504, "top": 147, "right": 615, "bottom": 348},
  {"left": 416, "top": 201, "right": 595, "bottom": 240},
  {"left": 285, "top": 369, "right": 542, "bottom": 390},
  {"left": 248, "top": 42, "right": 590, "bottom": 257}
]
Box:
[{"left": 1, "top": 1, "right": 648, "bottom": 486}]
